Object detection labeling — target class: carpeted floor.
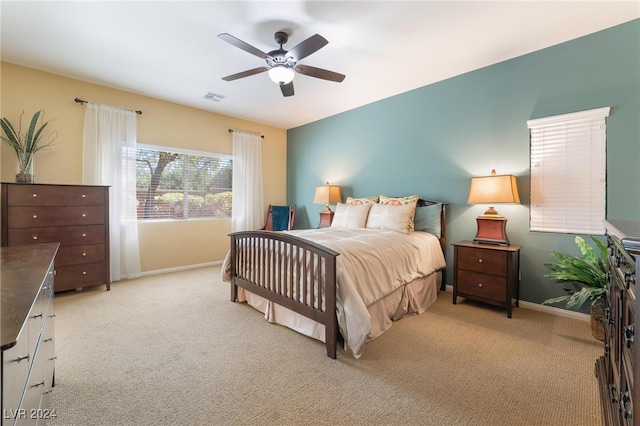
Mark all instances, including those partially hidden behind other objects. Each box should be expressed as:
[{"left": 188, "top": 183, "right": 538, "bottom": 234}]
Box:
[{"left": 49, "top": 265, "right": 602, "bottom": 426}]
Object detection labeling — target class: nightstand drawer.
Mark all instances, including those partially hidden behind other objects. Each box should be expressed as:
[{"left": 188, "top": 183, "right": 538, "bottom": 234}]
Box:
[
  {"left": 457, "top": 270, "right": 507, "bottom": 301},
  {"left": 457, "top": 246, "right": 507, "bottom": 275}
]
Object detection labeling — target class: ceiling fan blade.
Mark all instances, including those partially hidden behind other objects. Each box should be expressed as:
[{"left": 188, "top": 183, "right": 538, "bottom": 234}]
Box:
[
  {"left": 218, "top": 33, "right": 269, "bottom": 59},
  {"left": 280, "top": 82, "right": 294, "bottom": 97},
  {"left": 287, "top": 34, "right": 328, "bottom": 62},
  {"left": 222, "top": 66, "right": 269, "bottom": 81},
  {"left": 294, "top": 64, "right": 346, "bottom": 83}
]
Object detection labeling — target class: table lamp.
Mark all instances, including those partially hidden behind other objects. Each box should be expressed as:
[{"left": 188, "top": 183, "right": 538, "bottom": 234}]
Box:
[
  {"left": 467, "top": 169, "right": 520, "bottom": 245},
  {"left": 313, "top": 182, "right": 341, "bottom": 227}
]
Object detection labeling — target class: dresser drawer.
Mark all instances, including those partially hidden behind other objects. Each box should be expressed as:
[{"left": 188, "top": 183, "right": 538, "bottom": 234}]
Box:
[
  {"left": 55, "top": 244, "right": 105, "bottom": 267},
  {"left": 54, "top": 262, "right": 106, "bottom": 291},
  {"left": 457, "top": 246, "right": 508, "bottom": 275},
  {"left": 2, "top": 334, "right": 30, "bottom": 415},
  {"left": 7, "top": 225, "right": 106, "bottom": 246},
  {"left": 457, "top": 270, "right": 507, "bottom": 302},
  {"left": 8, "top": 206, "right": 105, "bottom": 228},
  {"left": 6, "top": 184, "right": 106, "bottom": 206}
]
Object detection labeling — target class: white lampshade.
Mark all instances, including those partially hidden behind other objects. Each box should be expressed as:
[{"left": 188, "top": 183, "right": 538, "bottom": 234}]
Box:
[
  {"left": 467, "top": 170, "right": 520, "bottom": 209},
  {"left": 268, "top": 65, "right": 295, "bottom": 84},
  {"left": 313, "top": 182, "right": 342, "bottom": 213}
]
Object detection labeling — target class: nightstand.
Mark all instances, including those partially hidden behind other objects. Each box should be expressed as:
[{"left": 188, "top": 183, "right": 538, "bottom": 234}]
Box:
[
  {"left": 453, "top": 241, "right": 521, "bottom": 318},
  {"left": 318, "top": 211, "right": 334, "bottom": 228}
]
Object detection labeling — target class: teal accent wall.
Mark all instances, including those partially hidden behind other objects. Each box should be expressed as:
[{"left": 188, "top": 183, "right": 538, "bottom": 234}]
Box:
[{"left": 286, "top": 20, "right": 640, "bottom": 309}]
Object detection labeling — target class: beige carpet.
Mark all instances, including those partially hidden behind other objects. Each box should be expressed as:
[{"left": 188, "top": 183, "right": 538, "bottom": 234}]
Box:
[{"left": 49, "top": 266, "right": 602, "bottom": 426}]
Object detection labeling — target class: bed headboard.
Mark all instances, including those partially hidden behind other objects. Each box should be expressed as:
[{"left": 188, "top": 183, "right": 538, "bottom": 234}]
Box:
[{"left": 417, "top": 199, "right": 447, "bottom": 258}]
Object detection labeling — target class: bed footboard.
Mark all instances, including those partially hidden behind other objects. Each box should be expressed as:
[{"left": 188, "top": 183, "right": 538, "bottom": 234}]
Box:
[{"left": 228, "top": 231, "right": 340, "bottom": 358}]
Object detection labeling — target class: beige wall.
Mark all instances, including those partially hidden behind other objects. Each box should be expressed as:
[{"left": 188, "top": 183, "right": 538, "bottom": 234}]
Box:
[{"left": 0, "top": 62, "right": 287, "bottom": 273}]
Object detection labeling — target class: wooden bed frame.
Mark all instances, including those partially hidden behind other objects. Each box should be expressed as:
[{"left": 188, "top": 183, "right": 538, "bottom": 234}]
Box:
[{"left": 228, "top": 199, "right": 447, "bottom": 359}]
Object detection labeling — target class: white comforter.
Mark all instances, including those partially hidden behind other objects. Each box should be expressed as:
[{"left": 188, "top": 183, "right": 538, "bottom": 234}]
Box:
[{"left": 223, "top": 228, "right": 446, "bottom": 357}]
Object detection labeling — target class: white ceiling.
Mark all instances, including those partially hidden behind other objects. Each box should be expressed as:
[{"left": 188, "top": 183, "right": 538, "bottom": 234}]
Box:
[{"left": 1, "top": 1, "right": 638, "bottom": 130}]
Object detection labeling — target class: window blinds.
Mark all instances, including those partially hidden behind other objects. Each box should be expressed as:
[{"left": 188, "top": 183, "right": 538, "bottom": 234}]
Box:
[{"left": 527, "top": 107, "right": 610, "bottom": 234}]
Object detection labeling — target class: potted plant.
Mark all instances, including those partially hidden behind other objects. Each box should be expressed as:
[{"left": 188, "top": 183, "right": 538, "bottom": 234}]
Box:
[
  {"left": 542, "top": 236, "right": 608, "bottom": 341},
  {"left": 0, "top": 110, "right": 56, "bottom": 183}
]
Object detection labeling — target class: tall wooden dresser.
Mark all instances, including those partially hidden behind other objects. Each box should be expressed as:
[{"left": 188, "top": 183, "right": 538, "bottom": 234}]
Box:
[
  {"left": 596, "top": 219, "right": 639, "bottom": 425},
  {"left": 1, "top": 183, "right": 110, "bottom": 292}
]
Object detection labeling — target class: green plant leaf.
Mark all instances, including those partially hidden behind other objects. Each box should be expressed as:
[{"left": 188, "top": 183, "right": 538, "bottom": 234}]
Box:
[
  {"left": 1, "top": 111, "right": 56, "bottom": 169},
  {"left": 24, "top": 110, "right": 42, "bottom": 153},
  {"left": 542, "top": 235, "right": 608, "bottom": 311},
  {"left": 0, "top": 118, "right": 25, "bottom": 159}
]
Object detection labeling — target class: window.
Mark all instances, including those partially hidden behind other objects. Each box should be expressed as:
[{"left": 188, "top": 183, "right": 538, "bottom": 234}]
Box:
[
  {"left": 136, "top": 144, "right": 232, "bottom": 220},
  {"left": 527, "top": 107, "right": 609, "bottom": 234}
]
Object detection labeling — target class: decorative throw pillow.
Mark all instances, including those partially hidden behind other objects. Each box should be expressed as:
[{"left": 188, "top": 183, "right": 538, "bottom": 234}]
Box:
[
  {"left": 378, "top": 195, "right": 419, "bottom": 232},
  {"left": 378, "top": 194, "right": 419, "bottom": 206},
  {"left": 414, "top": 203, "right": 442, "bottom": 238},
  {"left": 330, "top": 203, "right": 372, "bottom": 229},
  {"left": 365, "top": 202, "right": 417, "bottom": 234},
  {"left": 346, "top": 195, "right": 379, "bottom": 205}
]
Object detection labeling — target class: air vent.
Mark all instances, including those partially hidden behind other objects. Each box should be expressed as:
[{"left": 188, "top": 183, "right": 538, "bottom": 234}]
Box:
[{"left": 203, "top": 92, "right": 226, "bottom": 102}]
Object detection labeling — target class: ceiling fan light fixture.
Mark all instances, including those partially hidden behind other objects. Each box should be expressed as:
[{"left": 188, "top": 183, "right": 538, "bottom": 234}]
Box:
[{"left": 268, "top": 65, "right": 295, "bottom": 85}]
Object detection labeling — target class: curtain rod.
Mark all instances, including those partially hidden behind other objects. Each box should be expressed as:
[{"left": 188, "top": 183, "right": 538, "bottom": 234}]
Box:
[
  {"left": 74, "top": 98, "right": 142, "bottom": 115},
  {"left": 228, "top": 128, "right": 264, "bottom": 139}
]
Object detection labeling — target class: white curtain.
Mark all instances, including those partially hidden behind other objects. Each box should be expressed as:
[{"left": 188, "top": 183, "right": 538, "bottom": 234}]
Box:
[
  {"left": 231, "top": 131, "right": 263, "bottom": 232},
  {"left": 82, "top": 103, "right": 141, "bottom": 281}
]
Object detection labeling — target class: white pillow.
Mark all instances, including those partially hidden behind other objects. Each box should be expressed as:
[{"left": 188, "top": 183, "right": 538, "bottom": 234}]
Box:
[
  {"left": 366, "top": 202, "right": 417, "bottom": 234},
  {"left": 330, "top": 203, "right": 372, "bottom": 229}
]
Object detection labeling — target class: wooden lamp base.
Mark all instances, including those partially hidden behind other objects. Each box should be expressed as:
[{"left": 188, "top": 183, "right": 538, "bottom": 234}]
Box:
[{"left": 473, "top": 215, "right": 510, "bottom": 245}]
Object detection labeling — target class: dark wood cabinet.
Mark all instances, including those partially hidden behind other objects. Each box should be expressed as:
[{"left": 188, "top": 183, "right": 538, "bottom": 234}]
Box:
[
  {"left": 1, "top": 183, "right": 110, "bottom": 292},
  {"left": 597, "top": 220, "right": 638, "bottom": 425},
  {"left": 453, "top": 241, "right": 521, "bottom": 318}
]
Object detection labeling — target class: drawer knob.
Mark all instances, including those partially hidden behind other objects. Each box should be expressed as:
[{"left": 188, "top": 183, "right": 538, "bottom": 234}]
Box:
[
  {"left": 82, "top": 213, "right": 87, "bottom": 217},
  {"left": 82, "top": 252, "right": 87, "bottom": 256},
  {"left": 82, "top": 233, "right": 87, "bottom": 237},
  {"left": 32, "top": 214, "right": 38, "bottom": 219},
  {"left": 15, "top": 354, "right": 29, "bottom": 363},
  {"left": 478, "top": 283, "right": 483, "bottom": 288},
  {"left": 478, "top": 259, "right": 483, "bottom": 263},
  {"left": 33, "top": 235, "right": 38, "bottom": 240},
  {"left": 624, "top": 270, "right": 635, "bottom": 288},
  {"left": 82, "top": 271, "right": 87, "bottom": 275},
  {"left": 624, "top": 324, "right": 635, "bottom": 348},
  {"left": 32, "top": 193, "right": 37, "bottom": 198},
  {"left": 82, "top": 194, "right": 86, "bottom": 198}
]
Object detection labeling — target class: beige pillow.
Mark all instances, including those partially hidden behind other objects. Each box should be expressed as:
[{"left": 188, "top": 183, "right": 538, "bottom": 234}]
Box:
[
  {"left": 379, "top": 195, "right": 419, "bottom": 232},
  {"left": 330, "top": 203, "right": 372, "bottom": 229},
  {"left": 346, "top": 195, "right": 379, "bottom": 205},
  {"left": 366, "top": 202, "right": 417, "bottom": 234},
  {"left": 378, "top": 195, "right": 419, "bottom": 205}
]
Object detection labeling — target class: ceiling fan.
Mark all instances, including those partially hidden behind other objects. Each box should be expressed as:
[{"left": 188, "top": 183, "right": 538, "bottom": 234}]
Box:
[{"left": 218, "top": 31, "right": 346, "bottom": 97}]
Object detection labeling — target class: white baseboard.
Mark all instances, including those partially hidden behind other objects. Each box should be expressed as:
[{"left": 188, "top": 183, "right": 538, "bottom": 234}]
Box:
[
  {"left": 442, "top": 284, "right": 590, "bottom": 322},
  {"left": 135, "top": 261, "right": 222, "bottom": 278}
]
